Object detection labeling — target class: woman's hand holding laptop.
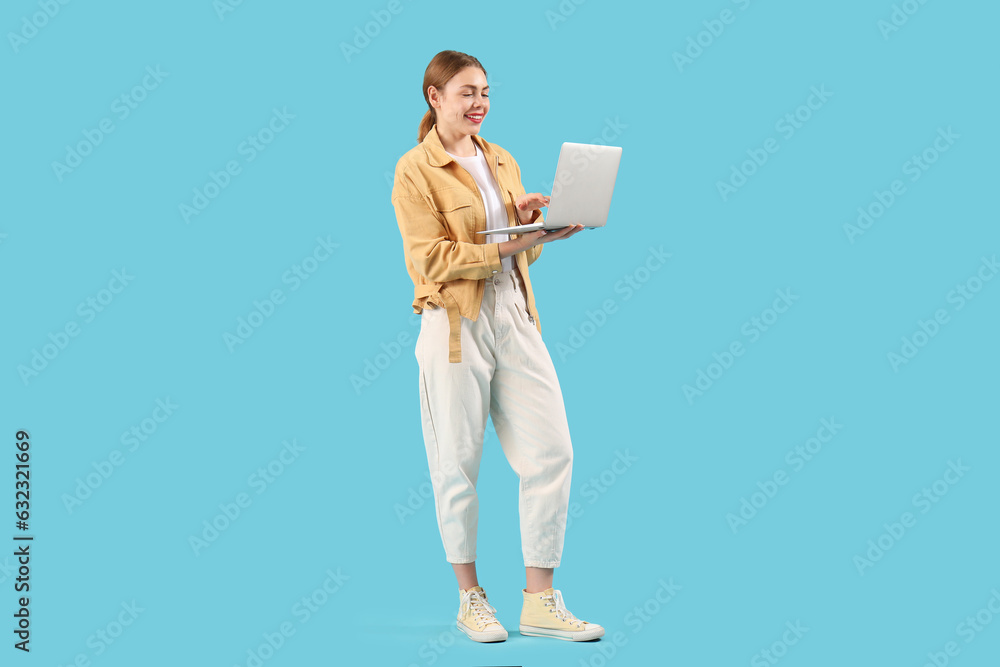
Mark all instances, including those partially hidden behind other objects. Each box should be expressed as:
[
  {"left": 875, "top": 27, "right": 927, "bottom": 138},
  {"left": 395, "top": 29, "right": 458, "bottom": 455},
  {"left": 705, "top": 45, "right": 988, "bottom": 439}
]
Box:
[
  {"left": 479, "top": 142, "right": 622, "bottom": 238},
  {"left": 499, "top": 192, "right": 583, "bottom": 260}
]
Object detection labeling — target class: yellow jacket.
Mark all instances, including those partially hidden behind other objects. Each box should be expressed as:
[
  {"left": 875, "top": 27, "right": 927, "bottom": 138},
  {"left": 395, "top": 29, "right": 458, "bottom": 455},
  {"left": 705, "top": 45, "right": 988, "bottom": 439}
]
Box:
[{"left": 392, "top": 125, "right": 544, "bottom": 362}]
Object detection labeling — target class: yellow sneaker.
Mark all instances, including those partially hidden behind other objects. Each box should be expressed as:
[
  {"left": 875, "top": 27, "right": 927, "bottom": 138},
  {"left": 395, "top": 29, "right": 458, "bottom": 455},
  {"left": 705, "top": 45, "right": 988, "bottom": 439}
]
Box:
[
  {"left": 457, "top": 586, "right": 508, "bottom": 642},
  {"left": 519, "top": 588, "right": 605, "bottom": 641}
]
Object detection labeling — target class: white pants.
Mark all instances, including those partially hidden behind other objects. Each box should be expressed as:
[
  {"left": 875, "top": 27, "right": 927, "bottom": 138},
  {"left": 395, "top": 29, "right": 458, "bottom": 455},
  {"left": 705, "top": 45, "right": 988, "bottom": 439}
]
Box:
[{"left": 414, "top": 268, "right": 573, "bottom": 568}]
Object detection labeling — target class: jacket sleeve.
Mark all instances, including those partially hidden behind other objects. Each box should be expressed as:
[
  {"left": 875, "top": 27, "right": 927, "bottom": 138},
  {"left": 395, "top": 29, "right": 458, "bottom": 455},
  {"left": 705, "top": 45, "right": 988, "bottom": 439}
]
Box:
[
  {"left": 392, "top": 167, "right": 503, "bottom": 283},
  {"left": 509, "top": 154, "right": 543, "bottom": 266}
]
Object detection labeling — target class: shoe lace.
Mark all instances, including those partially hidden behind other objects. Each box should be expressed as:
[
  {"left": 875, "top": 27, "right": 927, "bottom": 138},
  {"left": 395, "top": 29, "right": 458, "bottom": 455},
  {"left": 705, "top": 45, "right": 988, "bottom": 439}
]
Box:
[
  {"left": 463, "top": 590, "right": 499, "bottom": 626},
  {"left": 543, "top": 590, "right": 584, "bottom": 627}
]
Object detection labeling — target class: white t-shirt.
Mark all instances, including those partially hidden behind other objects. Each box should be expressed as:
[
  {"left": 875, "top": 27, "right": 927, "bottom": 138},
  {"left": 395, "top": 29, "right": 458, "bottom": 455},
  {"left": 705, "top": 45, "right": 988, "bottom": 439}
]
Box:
[{"left": 446, "top": 145, "right": 513, "bottom": 273}]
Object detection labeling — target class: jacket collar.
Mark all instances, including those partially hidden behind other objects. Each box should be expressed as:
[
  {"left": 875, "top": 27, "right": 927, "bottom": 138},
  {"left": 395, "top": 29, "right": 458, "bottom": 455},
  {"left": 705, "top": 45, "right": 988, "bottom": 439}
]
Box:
[{"left": 423, "top": 124, "right": 504, "bottom": 168}]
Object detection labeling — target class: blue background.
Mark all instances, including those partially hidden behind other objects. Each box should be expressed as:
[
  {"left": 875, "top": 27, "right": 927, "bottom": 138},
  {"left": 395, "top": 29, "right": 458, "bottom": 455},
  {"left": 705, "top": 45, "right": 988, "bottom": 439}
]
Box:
[{"left": 2, "top": 0, "right": 998, "bottom": 665}]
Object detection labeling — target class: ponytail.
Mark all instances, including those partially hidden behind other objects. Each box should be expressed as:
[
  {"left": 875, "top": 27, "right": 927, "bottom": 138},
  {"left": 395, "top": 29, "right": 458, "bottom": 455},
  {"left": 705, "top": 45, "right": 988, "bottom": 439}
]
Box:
[{"left": 418, "top": 109, "right": 435, "bottom": 143}]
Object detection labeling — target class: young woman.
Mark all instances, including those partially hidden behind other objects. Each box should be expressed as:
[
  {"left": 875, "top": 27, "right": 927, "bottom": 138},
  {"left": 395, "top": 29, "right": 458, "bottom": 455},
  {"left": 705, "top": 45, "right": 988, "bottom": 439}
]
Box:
[{"left": 391, "top": 50, "right": 603, "bottom": 643}]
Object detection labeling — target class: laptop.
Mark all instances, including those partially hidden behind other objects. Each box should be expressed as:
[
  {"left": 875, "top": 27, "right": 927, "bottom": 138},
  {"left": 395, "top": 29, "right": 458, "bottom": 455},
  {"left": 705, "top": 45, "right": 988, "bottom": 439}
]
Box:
[{"left": 477, "top": 142, "right": 622, "bottom": 235}]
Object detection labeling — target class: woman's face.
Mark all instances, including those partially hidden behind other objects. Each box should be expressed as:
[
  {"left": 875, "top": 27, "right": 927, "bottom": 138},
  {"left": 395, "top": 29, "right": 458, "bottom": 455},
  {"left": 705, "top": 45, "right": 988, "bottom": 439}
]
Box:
[{"left": 429, "top": 66, "right": 489, "bottom": 137}]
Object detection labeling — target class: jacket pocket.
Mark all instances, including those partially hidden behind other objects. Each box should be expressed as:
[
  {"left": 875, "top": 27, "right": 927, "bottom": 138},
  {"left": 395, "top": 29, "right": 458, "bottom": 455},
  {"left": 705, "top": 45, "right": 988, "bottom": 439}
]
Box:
[{"left": 430, "top": 188, "right": 473, "bottom": 231}]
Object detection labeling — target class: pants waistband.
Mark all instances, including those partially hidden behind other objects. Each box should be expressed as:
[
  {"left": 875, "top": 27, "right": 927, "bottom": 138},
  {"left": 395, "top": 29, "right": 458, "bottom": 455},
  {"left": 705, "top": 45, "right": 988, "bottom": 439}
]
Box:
[{"left": 487, "top": 268, "right": 524, "bottom": 290}]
